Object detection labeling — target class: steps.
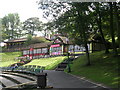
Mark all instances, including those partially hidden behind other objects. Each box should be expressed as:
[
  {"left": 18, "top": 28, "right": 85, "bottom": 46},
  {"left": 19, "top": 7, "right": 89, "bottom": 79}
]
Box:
[
  {"left": 0, "top": 72, "right": 36, "bottom": 89},
  {"left": 55, "top": 60, "right": 68, "bottom": 71},
  {"left": 55, "top": 57, "right": 77, "bottom": 71}
]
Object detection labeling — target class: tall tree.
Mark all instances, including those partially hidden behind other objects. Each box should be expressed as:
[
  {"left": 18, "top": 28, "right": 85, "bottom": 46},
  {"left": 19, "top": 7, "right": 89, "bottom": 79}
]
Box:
[
  {"left": 1, "top": 15, "right": 9, "bottom": 39},
  {"left": 42, "top": 22, "right": 55, "bottom": 37},
  {"left": 113, "top": 2, "right": 120, "bottom": 48},
  {"left": 39, "top": 2, "right": 92, "bottom": 65},
  {"left": 74, "top": 2, "right": 92, "bottom": 65},
  {"left": 109, "top": 2, "right": 118, "bottom": 56},
  {"left": 1, "top": 13, "right": 21, "bottom": 40},
  {"left": 91, "top": 3, "right": 110, "bottom": 54},
  {"left": 23, "top": 17, "right": 43, "bottom": 36}
]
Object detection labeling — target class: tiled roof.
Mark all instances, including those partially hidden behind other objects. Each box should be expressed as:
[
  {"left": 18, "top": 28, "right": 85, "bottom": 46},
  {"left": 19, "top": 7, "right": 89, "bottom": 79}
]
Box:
[
  {"left": 57, "top": 36, "right": 73, "bottom": 44},
  {"left": 23, "top": 42, "right": 53, "bottom": 50},
  {"left": 4, "top": 38, "right": 27, "bottom": 43}
]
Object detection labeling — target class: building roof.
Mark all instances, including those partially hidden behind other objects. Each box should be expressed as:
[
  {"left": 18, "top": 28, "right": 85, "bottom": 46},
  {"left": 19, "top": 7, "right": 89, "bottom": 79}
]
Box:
[
  {"left": 56, "top": 36, "right": 72, "bottom": 44},
  {"left": 4, "top": 38, "right": 27, "bottom": 43},
  {"left": 23, "top": 42, "right": 53, "bottom": 50}
]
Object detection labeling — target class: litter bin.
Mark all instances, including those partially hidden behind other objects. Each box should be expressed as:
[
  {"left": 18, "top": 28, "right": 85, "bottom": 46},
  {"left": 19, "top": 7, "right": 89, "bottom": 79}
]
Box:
[{"left": 36, "top": 73, "right": 47, "bottom": 88}]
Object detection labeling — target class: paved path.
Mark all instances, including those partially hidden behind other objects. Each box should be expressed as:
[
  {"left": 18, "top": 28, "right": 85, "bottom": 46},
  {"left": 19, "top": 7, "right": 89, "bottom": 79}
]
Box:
[{"left": 44, "top": 70, "right": 109, "bottom": 89}]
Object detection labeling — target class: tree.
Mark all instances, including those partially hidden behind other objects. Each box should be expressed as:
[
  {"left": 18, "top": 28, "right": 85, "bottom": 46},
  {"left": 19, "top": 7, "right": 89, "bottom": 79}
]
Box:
[
  {"left": 25, "top": 34, "right": 32, "bottom": 45},
  {"left": 38, "top": 1, "right": 70, "bottom": 19},
  {"left": 38, "top": 1, "right": 120, "bottom": 64},
  {"left": 91, "top": 2, "right": 109, "bottom": 54},
  {"left": 1, "top": 15, "right": 10, "bottom": 39},
  {"left": 109, "top": 2, "right": 118, "bottom": 56},
  {"left": 113, "top": 2, "right": 120, "bottom": 48},
  {"left": 0, "top": 18, "right": 3, "bottom": 42},
  {"left": 39, "top": 2, "right": 92, "bottom": 65},
  {"left": 1, "top": 13, "right": 22, "bottom": 40},
  {"left": 42, "top": 22, "right": 55, "bottom": 37},
  {"left": 23, "top": 17, "right": 43, "bottom": 36},
  {"left": 74, "top": 2, "right": 92, "bottom": 65}
]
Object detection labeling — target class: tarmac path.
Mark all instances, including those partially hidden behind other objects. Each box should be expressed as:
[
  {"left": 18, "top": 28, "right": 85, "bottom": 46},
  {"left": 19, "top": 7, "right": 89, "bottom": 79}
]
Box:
[{"left": 44, "top": 70, "right": 110, "bottom": 89}]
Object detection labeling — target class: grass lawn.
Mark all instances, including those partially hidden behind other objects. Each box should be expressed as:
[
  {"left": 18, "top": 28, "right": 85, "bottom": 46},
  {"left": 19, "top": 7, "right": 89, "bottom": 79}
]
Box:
[
  {"left": 67, "top": 49, "right": 120, "bottom": 88},
  {"left": 74, "top": 51, "right": 86, "bottom": 54},
  {"left": 25, "top": 56, "right": 67, "bottom": 70},
  {"left": 1, "top": 51, "right": 67, "bottom": 70},
  {"left": 0, "top": 52, "right": 21, "bottom": 67}
]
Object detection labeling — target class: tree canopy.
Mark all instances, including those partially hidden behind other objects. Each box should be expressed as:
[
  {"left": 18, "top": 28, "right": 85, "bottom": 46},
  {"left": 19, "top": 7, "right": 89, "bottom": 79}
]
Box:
[
  {"left": 23, "top": 17, "right": 43, "bottom": 36},
  {"left": 38, "top": 1, "right": 120, "bottom": 65},
  {"left": 1, "top": 14, "right": 44, "bottom": 41},
  {"left": 1, "top": 13, "right": 22, "bottom": 40}
]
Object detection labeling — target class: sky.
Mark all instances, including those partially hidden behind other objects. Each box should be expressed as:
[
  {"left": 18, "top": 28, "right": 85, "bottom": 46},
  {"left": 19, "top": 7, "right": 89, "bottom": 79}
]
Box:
[{"left": 0, "top": 0, "right": 48, "bottom": 23}]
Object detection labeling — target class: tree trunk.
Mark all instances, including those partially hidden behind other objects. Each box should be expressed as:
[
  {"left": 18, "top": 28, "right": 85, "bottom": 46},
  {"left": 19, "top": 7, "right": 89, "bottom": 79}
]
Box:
[
  {"left": 83, "top": 27, "right": 91, "bottom": 66},
  {"left": 113, "top": 2, "right": 120, "bottom": 48},
  {"left": 77, "top": 9, "right": 91, "bottom": 66},
  {"left": 11, "top": 22, "right": 14, "bottom": 39},
  {"left": 32, "top": 25, "right": 34, "bottom": 36},
  {"left": 109, "top": 2, "right": 118, "bottom": 56},
  {"left": 12, "top": 29, "right": 14, "bottom": 39},
  {"left": 97, "top": 5, "right": 109, "bottom": 54},
  {"left": 84, "top": 42, "right": 91, "bottom": 66}
]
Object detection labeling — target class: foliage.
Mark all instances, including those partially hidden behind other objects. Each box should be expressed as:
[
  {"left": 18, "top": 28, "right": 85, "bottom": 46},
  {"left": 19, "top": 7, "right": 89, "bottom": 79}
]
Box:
[
  {"left": 1, "top": 14, "right": 44, "bottom": 41},
  {"left": 23, "top": 17, "right": 43, "bottom": 36},
  {"left": 38, "top": 1, "right": 120, "bottom": 57},
  {"left": 25, "top": 35, "right": 50, "bottom": 46},
  {"left": 31, "top": 36, "right": 50, "bottom": 43},
  {"left": 1, "top": 13, "right": 23, "bottom": 40},
  {"left": 38, "top": 1, "right": 70, "bottom": 19},
  {"left": 25, "top": 34, "right": 32, "bottom": 45}
]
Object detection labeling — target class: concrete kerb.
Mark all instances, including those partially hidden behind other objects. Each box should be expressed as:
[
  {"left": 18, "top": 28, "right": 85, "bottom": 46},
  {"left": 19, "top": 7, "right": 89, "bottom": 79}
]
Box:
[{"left": 64, "top": 71, "right": 111, "bottom": 89}]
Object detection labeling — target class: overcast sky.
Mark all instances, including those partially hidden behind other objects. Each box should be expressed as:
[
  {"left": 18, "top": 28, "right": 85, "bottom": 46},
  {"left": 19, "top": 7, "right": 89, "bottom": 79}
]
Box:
[{"left": 0, "top": 0, "right": 48, "bottom": 23}]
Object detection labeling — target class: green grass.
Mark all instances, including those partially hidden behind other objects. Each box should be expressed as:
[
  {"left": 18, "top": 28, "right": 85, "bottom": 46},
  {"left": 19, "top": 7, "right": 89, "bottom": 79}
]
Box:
[
  {"left": 67, "top": 49, "right": 119, "bottom": 88},
  {"left": 1, "top": 51, "right": 67, "bottom": 70},
  {"left": 74, "top": 51, "right": 86, "bottom": 54},
  {"left": 25, "top": 56, "right": 67, "bottom": 70},
  {"left": 0, "top": 52, "right": 21, "bottom": 67}
]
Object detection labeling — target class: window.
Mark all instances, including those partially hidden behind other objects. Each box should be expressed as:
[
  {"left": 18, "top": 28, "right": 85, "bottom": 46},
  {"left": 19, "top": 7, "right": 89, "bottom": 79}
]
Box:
[
  {"left": 23, "top": 50, "right": 29, "bottom": 55},
  {"left": 42, "top": 48, "right": 48, "bottom": 53},
  {"left": 37, "top": 49, "right": 41, "bottom": 53},
  {"left": 23, "top": 51, "right": 26, "bottom": 55},
  {"left": 33, "top": 49, "right": 37, "bottom": 54}
]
